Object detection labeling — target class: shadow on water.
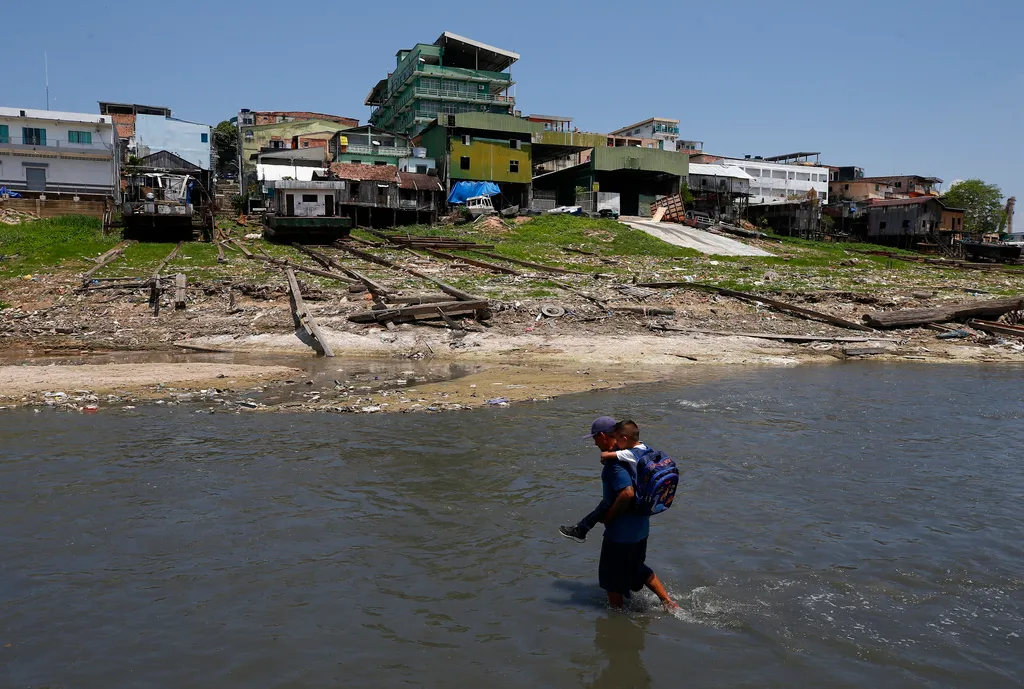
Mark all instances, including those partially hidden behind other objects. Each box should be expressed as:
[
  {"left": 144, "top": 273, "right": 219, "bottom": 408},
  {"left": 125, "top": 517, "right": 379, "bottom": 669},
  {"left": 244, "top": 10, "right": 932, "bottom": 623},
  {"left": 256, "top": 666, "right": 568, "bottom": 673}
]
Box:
[{"left": 587, "top": 614, "right": 653, "bottom": 689}]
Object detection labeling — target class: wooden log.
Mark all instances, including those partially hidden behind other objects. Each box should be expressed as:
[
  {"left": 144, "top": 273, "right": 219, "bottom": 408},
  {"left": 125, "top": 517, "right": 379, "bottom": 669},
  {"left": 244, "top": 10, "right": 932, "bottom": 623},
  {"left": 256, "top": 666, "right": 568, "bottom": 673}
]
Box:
[
  {"left": 967, "top": 319, "right": 1024, "bottom": 338},
  {"left": 390, "top": 294, "right": 461, "bottom": 305},
  {"left": 562, "top": 246, "right": 599, "bottom": 256},
  {"left": 418, "top": 247, "right": 521, "bottom": 275},
  {"left": 469, "top": 249, "right": 586, "bottom": 275},
  {"left": 151, "top": 241, "right": 184, "bottom": 282},
  {"left": 348, "top": 300, "right": 489, "bottom": 324},
  {"left": 216, "top": 241, "right": 227, "bottom": 264},
  {"left": 650, "top": 324, "right": 885, "bottom": 343},
  {"left": 284, "top": 267, "right": 334, "bottom": 357},
  {"left": 639, "top": 282, "right": 873, "bottom": 332},
  {"left": 174, "top": 274, "right": 187, "bottom": 310},
  {"left": 291, "top": 243, "right": 386, "bottom": 294},
  {"left": 150, "top": 278, "right": 161, "bottom": 316},
  {"left": 82, "top": 240, "right": 131, "bottom": 284},
  {"left": 549, "top": 278, "right": 608, "bottom": 308},
  {"left": 228, "top": 238, "right": 254, "bottom": 258},
  {"left": 608, "top": 306, "right": 676, "bottom": 316},
  {"left": 234, "top": 241, "right": 358, "bottom": 285},
  {"left": 333, "top": 241, "right": 482, "bottom": 302},
  {"left": 863, "top": 297, "right": 1024, "bottom": 329}
]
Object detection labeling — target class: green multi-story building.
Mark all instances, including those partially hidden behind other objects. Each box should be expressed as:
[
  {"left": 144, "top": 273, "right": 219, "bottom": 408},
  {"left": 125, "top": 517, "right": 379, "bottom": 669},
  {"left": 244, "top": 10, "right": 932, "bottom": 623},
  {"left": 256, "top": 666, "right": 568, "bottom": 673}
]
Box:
[{"left": 365, "top": 32, "right": 518, "bottom": 137}]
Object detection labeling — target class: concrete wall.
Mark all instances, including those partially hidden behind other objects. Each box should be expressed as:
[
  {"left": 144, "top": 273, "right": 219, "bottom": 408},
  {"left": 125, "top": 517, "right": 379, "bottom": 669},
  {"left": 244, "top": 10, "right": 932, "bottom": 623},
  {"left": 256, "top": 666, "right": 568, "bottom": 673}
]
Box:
[
  {"left": 135, "top": 115, "right": 211, "bottom": 169},
  {"left": 449, "top": 137, "right": 531, "bottom": 184},
  {"left": 0, "top": 155, "right": 115, "bottom": 194},
  {"left": 726, "top": 159, "right": 829, "bottom": 205}
]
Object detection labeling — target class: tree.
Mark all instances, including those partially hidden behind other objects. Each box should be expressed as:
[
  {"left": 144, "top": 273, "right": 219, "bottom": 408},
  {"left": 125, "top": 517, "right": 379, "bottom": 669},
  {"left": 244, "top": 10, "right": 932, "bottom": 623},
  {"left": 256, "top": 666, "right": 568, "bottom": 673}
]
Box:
[
  {"left": 943, "top": 179, "right": 1005, "bottom": 236},
  {"left": 213, "top": 120, "right": 239, "bottom": 176}
]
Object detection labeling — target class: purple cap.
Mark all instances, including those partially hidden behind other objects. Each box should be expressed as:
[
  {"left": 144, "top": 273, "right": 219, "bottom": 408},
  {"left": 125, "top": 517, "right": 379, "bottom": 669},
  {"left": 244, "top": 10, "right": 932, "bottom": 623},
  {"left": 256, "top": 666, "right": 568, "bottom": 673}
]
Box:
[{"left": 583, "top": 416, "right": 617, "bottom": 439}]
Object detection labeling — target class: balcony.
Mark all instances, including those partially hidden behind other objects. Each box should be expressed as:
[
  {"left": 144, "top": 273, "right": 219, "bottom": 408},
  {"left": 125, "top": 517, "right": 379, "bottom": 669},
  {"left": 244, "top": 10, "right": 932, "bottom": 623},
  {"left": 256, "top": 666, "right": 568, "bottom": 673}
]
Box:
[
  {"left": 0, "top": 136, "right": 114, "bottom": 158},
  {"left": 411, "top": 87, "right": 514, "bottom": 105},
  {"left": 342, "top": 144, "right": 413, "bottom": 157}
]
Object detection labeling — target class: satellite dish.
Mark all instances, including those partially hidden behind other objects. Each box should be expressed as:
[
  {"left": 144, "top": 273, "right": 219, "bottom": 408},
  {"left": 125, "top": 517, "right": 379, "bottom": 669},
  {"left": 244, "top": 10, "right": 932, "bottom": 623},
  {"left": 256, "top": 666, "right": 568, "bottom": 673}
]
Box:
[{"left": 372, "top": 140, "right": 381, "bottom": 146}]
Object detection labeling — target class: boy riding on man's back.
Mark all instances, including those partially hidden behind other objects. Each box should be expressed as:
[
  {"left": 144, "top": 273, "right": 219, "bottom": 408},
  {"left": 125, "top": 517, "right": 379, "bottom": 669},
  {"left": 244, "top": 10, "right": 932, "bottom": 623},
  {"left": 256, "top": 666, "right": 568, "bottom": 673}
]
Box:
[{"left": 559, "top": 419, "right": 648, "bottom": 543}]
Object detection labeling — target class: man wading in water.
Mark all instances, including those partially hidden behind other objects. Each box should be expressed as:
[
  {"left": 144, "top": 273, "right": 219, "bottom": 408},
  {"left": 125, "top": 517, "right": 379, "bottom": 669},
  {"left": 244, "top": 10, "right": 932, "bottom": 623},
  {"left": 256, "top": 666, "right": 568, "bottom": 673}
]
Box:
[{"left": 567, "top": 416, "right": 678, "bottom": 610}]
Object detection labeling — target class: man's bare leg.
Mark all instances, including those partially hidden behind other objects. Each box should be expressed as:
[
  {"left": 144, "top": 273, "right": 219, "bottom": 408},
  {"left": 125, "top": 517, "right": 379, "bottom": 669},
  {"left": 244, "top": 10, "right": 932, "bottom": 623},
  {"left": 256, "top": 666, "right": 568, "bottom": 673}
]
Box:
[
  {"left": 645, "top": 572, "right": 679, "bottom": 610},
  {"left": 607, "top": 591, "right": 625, "bottom": 609}
]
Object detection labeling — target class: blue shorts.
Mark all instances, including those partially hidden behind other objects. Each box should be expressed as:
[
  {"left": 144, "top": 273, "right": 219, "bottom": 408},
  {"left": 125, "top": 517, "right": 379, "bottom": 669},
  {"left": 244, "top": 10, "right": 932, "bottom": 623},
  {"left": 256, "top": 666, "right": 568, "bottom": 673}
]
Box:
[{"left": 599, "top": 537, "right": 653, "bottom": 595}]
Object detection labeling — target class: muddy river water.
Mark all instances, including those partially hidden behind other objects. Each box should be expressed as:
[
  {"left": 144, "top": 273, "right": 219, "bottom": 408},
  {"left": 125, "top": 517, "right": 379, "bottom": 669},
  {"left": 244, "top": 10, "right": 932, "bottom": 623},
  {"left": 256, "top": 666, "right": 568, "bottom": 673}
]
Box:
[{"left": 1, "top": 363, "right": 1021, "bottom": 688}]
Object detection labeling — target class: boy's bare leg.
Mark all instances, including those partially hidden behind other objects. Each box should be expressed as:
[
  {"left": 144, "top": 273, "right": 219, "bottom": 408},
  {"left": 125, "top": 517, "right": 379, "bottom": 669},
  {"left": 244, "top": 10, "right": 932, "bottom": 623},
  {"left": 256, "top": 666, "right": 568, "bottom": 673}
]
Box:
[{"left": 645, "top": 572, "right": 679, "bottom": 610}]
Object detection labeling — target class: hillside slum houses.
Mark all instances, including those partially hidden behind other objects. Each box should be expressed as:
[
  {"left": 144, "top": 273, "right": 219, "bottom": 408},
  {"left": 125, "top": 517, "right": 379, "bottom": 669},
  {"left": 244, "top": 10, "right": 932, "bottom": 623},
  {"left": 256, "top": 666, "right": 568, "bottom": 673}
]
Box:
[{"left": 2, "top": 30, "right": 981, "bottom": 249}]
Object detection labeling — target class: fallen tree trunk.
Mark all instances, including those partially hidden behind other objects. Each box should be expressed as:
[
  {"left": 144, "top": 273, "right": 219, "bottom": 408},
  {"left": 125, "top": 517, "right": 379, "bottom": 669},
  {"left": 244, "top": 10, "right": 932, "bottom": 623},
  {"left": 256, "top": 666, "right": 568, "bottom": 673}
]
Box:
[
  {"left": 348, "top": 300, "right": 489, "bottom": 324},
  {"left": 284, "top": 267, "right": 334, "bottom": 357},
  {"left": 863, "top": 297, "right": 1024, "bottom": 329},
  {"left": 639, "top": 282, "right": 872, "bottom": 332}
]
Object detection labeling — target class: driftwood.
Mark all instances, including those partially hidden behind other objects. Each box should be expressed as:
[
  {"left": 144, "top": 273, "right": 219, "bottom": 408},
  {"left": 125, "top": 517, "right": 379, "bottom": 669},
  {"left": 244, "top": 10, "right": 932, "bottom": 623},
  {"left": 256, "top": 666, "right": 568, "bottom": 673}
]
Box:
[
  {"left": 348, "top": 300, "right": 489, "bottom": 324},
  {"left": 549, "top": 278, "right": 608, "bottom": 308},
  {"left": 966, "top": 319, "right": 1024, "bottom": 338},
  {"left": 609, "top": 306, "right": 676, "bottom": 316},
  {"left": 862, "top": 297, "right": 1024, "bottom": 329},
  {"left": 284, "top": 267, "right": 334, "bottom": 357},
  {"left": 231, "top": 240, "right": 358, "bottom": 285},
  {"left": 651, "top": 324, "right": 884, "bottom": 343},
  {"left": 843, "top": 347, "right": 889, "bottom": 357},
  {"left": 292, "top": 243, "right": 387, "bottom": 295},
  {"left": 333, "top": 242, "right": 482, "bottom": 302},
  {"left": 216, "top": 241, "right": 227, "bottom": 264},
  {"left": 151, "top": 242, "right": 183, "bottom": 282},
  {"left": 469, "top": 249, "right": 587, "bottom": 275},
  {"left": 417, "top": 247, "right": 521, "bottom": 275},
  {"left": 639, "top": 282, "right": 873, "bottom": 332},
  {"left": 82, "top": 240, "right": 132, "bottom": 285}
]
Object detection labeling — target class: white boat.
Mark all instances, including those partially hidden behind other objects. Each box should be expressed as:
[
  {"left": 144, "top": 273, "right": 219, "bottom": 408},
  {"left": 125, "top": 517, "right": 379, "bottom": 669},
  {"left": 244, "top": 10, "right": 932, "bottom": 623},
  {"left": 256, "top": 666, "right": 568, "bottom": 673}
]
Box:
[{"left": 466, "top": 195, "right": 496, "bottom": 218}]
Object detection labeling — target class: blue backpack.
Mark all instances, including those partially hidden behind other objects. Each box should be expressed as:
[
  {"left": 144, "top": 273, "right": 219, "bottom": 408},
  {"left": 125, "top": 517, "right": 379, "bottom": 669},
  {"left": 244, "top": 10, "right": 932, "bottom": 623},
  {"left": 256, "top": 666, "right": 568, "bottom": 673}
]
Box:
[{"left": 628, "top": 447, "right": 680, "bottom": 516}]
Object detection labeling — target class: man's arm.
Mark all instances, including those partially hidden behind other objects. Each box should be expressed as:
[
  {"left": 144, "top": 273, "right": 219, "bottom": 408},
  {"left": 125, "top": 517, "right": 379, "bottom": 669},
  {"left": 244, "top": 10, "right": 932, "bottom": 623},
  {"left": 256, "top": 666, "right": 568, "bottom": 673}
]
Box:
[{"left": 601, "top": 485, "right": 635, "bottom": 523}]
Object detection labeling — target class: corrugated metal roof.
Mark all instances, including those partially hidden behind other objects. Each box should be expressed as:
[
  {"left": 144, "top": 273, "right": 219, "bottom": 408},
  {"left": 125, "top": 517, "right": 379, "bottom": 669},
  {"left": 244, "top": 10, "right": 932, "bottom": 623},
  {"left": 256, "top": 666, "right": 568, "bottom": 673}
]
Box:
[
  {"left": 398, "top": 172, "right": 443, "bottom": 191},
  {"left": 329, "top": 163, "right": 399, "bottom": 182},
  {"left": 688, "top": 163, "right": 753, "bottom": 180},
  {"left": 870, "top": 196, "right": 943, "bottom": 207}
]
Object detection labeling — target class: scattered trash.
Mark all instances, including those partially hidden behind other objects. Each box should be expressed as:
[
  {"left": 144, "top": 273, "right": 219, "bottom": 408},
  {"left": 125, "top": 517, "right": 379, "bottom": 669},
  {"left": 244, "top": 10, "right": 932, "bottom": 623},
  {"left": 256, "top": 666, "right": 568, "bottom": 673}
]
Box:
[
  {"left": 486, "top": 397, "right": 510, "bottom": 406},
  {"left": 936, "top": 329, "right": 971, "bottom": 340},
  {"left": 539, "top": 304, "right": 566, "bottom": 318}
]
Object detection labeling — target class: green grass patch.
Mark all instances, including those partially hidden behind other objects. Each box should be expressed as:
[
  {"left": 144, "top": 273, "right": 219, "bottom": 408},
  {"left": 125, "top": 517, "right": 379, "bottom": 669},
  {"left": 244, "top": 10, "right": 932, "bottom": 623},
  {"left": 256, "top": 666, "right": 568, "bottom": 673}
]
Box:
[{"left": 0, "top": 216, "right": 116, "bottom": 272}]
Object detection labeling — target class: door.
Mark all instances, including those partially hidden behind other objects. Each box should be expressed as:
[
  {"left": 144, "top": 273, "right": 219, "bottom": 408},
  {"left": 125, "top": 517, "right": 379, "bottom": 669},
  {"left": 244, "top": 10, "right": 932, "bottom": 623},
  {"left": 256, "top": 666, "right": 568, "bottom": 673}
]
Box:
[
  {"left": 25, "top": 167, "right": 46, "bottom": 192},
  {"left": 285, "top": 193, "right": 294, "bottom": 216},
  {"left": 324, "top": 194, "right": 334, "bottom": 217}
]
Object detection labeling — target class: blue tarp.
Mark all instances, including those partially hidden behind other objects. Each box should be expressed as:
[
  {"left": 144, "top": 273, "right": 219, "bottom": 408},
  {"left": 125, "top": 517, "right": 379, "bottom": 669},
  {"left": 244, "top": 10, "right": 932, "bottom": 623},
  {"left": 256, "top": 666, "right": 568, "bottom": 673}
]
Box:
[
  {"left": 447, "top": 181, "right": 501, "bottom": 205},
  {"left": 0, "top": 187, "right": 22, "bottom": 198}
]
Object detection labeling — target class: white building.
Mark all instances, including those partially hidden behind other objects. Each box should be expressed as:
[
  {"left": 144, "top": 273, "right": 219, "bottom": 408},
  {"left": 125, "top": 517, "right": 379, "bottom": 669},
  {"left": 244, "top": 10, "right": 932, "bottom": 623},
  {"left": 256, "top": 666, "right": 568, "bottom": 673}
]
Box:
[
  {"left": 0, "top": 107, "right": 117, "bottom": 197},
  {"left": 134, "top": 114, "right": 212, "bottom": 170},
  {"left": 609, "top": 117, "right": 680, "bottom": 151},
  {"left": 721, "top": 156, "right": 829, "bottom": 206}
]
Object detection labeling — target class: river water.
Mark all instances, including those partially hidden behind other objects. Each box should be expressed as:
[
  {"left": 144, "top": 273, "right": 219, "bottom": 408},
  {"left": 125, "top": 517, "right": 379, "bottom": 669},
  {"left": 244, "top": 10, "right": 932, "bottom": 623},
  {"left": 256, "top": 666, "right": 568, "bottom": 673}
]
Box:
[{"left": 1, "top": 363, "right": 1021, "bottom": 688}]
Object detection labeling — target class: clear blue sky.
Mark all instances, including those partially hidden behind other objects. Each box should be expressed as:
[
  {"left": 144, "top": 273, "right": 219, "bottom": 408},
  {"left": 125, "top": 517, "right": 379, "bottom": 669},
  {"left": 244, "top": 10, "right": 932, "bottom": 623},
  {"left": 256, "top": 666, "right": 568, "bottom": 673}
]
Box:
[{"left": 3, "top": 0, "right": 1021, "bottom": 209}]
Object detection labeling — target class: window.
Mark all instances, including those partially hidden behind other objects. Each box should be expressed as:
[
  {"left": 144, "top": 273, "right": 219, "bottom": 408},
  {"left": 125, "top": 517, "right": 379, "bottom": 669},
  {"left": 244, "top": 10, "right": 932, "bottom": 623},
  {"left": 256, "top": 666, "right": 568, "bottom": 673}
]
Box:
[
  {"left": 22, "top": 127, "right": 46, "bottom": 145},
  {"left": 509, "top": 160, "right": 519, "bottom": 173},
  {"left": 301, "top": 194, "right": 318, "bottom": 203},
  {"left": 894, "top": 181, "right": 902, "bottom": 188},
  {"left": 0, "top": 125, "right": 8, "bottom": 143},
  {"left": 244, "top": 129, "right": 254, "bottom": 142},
  {"left": 350, "top": 182, "right": 361, "bottom": 197},
  {"left": 746, "top": 168, "right": 761, "bottom": 178},
  {"left": 844, "top": 184, "right": 850, "bottom": 191},
  {"left": 460, "top": 156, "right": 470, "bottom": 170},
  {"left": 796, "top": 172, "right": 810, "bottom": 181},
  {"left": 462, "top": 135, "right": 471, "bottom": 146},
  {"left": 301, "top": 141, "right": 309, "bottom": 148},
  {"left": 509, "top": 139, "right": 520, "bottom": 150},
  {"left": 772, "top": 170, "right": 786, "bottom": 179},
  {"left": 415, "top": 165, "right": 428, "bottom": 174},
  {"left": 874, "top": 184, "right": 879, "bottom": 191},
  {"left": 879, "top": 221, "right": 887, "bottom": 230},
  {"left": 350, "top": 160, "right": 362, "bottom": 164},
  {"left": 374, "top": 161, "right": 387, "bottom": 166},
  {"left": 68, "top": 131, "right": 92, "bottom": 144},
  {"left": 788, "top": 171, "right": 795, "bottom": 180},
  {"left": 902, "top": 219, "right": 910, "bottom": 229},
  {"left": 201, "top": 132, "right": 208, "bottom": 143}
]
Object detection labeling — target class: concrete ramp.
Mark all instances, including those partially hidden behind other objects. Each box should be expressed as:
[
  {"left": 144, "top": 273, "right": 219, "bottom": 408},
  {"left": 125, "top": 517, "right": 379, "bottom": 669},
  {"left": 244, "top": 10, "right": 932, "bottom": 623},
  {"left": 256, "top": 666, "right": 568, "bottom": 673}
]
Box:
[{"left": 624, "top": 220, "right": 774, "bottom": 257}]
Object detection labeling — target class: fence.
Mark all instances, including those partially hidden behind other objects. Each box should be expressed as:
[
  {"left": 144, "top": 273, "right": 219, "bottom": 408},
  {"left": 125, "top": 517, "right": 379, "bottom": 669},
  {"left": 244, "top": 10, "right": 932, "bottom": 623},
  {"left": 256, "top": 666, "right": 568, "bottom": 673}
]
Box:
[{"left": 0, "top": 197, "right": 110, "bottom": 220}]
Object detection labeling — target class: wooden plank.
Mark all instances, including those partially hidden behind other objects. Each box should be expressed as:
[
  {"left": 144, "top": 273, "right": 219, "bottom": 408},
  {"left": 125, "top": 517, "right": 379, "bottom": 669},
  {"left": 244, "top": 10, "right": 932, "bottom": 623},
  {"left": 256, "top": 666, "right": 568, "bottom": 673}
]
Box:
[
  {"left": 390, "top": 294, "right": 462, "bottom": 305},
  {"left": 233, "top": 241, "right": 358, "bottom": 285},
  {"left": 216, "top": 241, "right": 227, "bottom": 264},
  {"left": 562, "top": 246, "right": 599, "bottom": 257},
  {"left": 863, "top": 297, "right": 1024, "bottom": 329},
  {"left": 418, "top": 247, "right": 521, "bottom": 275},
  {"left": 174, "top": 274, "right": 187, "bottom": 310},
  {"left": 284, "top": 267, "right": 334, "bottom": 357},
  {"left": 651, "top": 206, "right": 667, "bottom": 223},
  {"left": 348, "top": 300, "right": 489, "bottom": 324},
  {"left": 639, "top": 282, "right": 873, "bottom": 332},
  {"left": 469, "top": 249, "right": 587, "bottom": 275},
  {"left": 609, "top": 306, "right": 675, "bottom": 316}
]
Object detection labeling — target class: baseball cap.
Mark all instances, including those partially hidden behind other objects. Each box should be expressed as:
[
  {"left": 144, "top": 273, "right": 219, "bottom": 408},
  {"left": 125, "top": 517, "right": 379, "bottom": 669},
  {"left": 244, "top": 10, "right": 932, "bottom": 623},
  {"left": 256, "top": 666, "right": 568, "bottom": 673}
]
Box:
[{"left": 583, "top": 416, "right": 617, "bottom": 440}]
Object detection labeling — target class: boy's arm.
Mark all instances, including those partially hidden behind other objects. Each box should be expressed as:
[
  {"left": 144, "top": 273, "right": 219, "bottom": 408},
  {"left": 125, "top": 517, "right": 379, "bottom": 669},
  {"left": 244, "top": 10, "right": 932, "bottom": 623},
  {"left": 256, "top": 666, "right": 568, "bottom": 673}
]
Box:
[{"left": 599, "top": 450, "right": 618, "bottom": 463}]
